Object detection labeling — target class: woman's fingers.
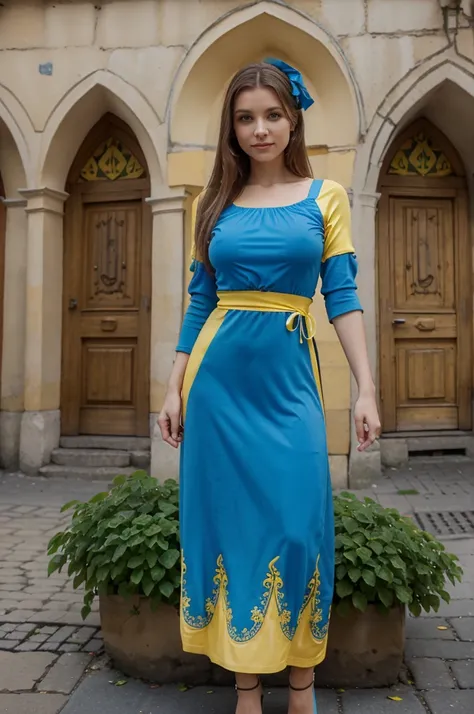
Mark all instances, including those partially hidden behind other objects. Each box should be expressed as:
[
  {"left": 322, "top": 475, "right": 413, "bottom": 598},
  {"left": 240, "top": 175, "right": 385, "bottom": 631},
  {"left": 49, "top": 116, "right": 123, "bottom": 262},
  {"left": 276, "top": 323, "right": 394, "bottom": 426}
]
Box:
[{"left": 158, "top": 411, "right": 180, "bottom": 449}]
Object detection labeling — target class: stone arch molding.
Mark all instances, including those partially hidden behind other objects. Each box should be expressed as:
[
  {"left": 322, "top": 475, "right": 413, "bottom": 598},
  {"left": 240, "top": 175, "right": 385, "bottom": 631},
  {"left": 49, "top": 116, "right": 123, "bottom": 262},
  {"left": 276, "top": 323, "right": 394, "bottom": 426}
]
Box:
[
  {"left": 168, "top": 0, "right": 365, "bottom": 151},
  {"left": 353, "top": 55, "right": 474, "bottom": 195},
  {"left": 0, "top": 84, "right": 33, "bottom": 190},
  {"left": 39, "top": 70, "right": 164, "bottom": 192}
]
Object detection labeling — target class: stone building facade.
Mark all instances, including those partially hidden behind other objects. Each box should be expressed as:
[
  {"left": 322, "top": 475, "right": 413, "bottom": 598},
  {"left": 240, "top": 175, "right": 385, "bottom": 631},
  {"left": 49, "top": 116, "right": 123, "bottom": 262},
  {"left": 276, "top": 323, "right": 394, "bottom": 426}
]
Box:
[{"left": 0, "top": 0, "right": 473, "bottom": 486}]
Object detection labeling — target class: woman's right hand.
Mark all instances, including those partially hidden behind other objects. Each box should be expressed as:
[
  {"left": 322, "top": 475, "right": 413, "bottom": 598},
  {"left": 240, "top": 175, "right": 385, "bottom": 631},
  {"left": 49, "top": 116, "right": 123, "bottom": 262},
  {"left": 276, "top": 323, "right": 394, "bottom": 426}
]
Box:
[{"left": 158, "top": 389, "right": 183, "bottom": 448}]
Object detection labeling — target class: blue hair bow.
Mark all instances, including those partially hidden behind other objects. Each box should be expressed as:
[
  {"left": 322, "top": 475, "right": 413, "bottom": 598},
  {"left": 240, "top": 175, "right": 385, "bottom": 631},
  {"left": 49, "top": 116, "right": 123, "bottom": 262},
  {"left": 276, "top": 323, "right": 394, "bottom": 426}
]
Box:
[{"left": 264, "top": 58, "right": 314, "bottom": 111}]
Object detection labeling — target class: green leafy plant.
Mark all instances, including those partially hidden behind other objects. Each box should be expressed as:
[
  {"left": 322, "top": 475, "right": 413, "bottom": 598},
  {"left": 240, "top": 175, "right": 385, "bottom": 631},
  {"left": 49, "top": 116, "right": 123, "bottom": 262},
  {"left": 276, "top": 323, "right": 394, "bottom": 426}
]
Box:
[
  {"left": 334, "top": 492, "right": 463, "bottom": 617},
  {"left": 47, "top": 471, "right": 180, "bottom": 619}
]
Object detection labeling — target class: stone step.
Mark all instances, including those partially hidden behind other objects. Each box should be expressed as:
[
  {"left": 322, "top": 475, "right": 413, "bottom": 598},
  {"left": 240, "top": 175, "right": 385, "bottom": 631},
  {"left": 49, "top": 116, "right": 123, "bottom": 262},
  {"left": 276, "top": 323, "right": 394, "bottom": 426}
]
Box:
[
  {"left": 51, "top": 448, "right": 130, "bottom": 468},
  {"left": 39, "top": 464, "right": 136, "bottom": 482},
  {"left": 59, "top": 435, "right": 150, "bottom": 451},
  {"left": 130, "top": 450, "right": 151, "bottom": 469}
]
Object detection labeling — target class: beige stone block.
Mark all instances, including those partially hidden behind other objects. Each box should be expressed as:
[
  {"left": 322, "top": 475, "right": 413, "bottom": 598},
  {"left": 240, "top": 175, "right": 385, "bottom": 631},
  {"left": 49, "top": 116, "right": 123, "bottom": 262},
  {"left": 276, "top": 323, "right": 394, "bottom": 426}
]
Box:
[
  {"left": 168, "top": 151, "right": 213, "bottom": 189},
  {"left": 327, "top": 151, "right": 356, "bottom": 189},
  {"left": 309, "top": 154, "right": 328, "bottom": 181},
  {"left": 108, "top": 46, "right": 184, "bottom": 123},
  {"left": 380, "top": 439, "right": 408, "bottom": 468},
  {"left": 0, "top": 1, "right": 45, "bottom": 49},
  {"left": 96, "top": 0, "right": 160, "bottom": 47},
  {"left": 45, "top": 2, "right": 96, "bottom": 47},
  {"left": 19, "top": 410, "right": 60, "bottom": 475},
  {"left": 349, "top": 442, "right": 382, "bottom": 488},
  {"left": 1, "top": 206, "right": 27, "bottom": 412},
  {"left": 287, "top": 0, "right": 365, "bottom": 35},
  {"left": 340, "top": 35, "right": 415, "bottom": 123},
  {"left": 326, "top": 410, "right": 350, "bottom": 455},
  {"left": 329, "top": 455, "right": 348, "bottom": 489},
  {"left": 318, "top": 341, "right": 347, "bottom": 368},
  {"left": 5, "top": 48, "right": 108, "bottom": 130},
  {"left": 321, "top": 366, "right": 351, "bottom": 410},
  {"left": 158, "top": 0, "right": 230, "bottom": 47},
  {"left": 367, "top": 0, "right": 442, "bottom": 33},
  {"left": 0, "top": 412, "right": 22, "bottom": 471},
  {"left": 456, "top": 28, "right": 474, "bottom": 61},
  {"left": 150, "top": 413, "right": 179, "bottom": 482},
  {"left": 413, "top": 34, "right": 450, "bottom": 64}
]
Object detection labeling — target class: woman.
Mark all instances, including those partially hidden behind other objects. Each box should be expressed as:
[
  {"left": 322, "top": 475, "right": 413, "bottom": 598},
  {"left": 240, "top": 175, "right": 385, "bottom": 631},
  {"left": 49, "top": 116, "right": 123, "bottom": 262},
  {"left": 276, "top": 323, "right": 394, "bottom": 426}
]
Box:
[{"left": 158, "top": 60, "right": 381, "bottom": 714}]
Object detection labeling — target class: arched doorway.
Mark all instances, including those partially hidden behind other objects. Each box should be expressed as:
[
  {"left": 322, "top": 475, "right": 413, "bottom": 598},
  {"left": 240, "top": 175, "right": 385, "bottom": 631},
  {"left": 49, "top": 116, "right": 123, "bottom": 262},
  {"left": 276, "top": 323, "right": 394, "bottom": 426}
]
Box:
[
  {"left": 61, "top": 113, "right": 151, "bottom": 437},
  {"left": 377, "top": 118, "right": 471, "bottom": 434}
]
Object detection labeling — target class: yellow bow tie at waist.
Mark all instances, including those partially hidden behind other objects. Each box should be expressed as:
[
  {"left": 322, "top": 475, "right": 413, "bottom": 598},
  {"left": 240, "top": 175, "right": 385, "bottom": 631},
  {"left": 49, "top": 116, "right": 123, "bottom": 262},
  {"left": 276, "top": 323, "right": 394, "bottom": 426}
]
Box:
[{"left": 216, "top": 291, "right": 316, "bottom": 343}]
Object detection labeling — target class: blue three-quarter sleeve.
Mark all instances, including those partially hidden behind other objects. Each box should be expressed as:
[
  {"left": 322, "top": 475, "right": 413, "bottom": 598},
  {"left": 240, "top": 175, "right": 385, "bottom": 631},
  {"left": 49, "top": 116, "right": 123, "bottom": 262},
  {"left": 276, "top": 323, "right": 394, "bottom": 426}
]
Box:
[
  {"left": 176, "top": 260, "right": 218, "bottom": 354},
  {"left": 320, "top": 253, "right": 363, "bottom": 322}
]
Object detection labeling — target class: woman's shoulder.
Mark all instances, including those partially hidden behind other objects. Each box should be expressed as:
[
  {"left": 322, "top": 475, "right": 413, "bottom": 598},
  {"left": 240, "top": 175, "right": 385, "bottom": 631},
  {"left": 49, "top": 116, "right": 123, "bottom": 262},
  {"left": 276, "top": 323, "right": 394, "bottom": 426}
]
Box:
[{"left": 315, "top": 179, "right": 349, "bottom": 202}]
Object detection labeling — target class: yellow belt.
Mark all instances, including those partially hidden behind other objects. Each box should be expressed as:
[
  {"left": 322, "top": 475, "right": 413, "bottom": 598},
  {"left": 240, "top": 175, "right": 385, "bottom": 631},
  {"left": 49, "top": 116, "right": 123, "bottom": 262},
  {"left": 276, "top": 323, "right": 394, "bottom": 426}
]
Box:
[{"left": 216, "top": 290, "right": 316, "bottom": 344}]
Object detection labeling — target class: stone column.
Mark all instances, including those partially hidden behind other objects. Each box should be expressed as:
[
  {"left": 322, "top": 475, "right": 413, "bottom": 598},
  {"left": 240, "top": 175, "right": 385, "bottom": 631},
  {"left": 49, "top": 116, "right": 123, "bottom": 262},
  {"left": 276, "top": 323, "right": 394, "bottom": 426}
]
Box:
[
  {"left": 0, "top": 197, "right": 27, "bottom": 470},
  {"left": 18, "top": 188, "right": 68, "bottom": 474},
  {"left": 348, "top": 191, "right": 382, "bottom": 487},
  {"left": 146, "top": 188, "right": 188, "bottom": 482}
]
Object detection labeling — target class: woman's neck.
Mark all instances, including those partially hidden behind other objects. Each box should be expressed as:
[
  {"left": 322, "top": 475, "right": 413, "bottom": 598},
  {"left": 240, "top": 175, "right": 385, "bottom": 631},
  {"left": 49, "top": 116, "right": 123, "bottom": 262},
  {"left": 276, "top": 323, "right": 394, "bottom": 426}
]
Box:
[{"left": 247, "top": 158, "right": 295, "bottom": 187}]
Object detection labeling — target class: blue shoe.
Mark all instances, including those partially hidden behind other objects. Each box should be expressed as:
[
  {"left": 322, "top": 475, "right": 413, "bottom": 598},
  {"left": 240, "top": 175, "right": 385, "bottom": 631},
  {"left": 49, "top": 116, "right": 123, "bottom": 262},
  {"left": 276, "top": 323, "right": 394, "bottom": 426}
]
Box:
[{"left": 289, "top": 672, "right": 316, "bottom": 713}]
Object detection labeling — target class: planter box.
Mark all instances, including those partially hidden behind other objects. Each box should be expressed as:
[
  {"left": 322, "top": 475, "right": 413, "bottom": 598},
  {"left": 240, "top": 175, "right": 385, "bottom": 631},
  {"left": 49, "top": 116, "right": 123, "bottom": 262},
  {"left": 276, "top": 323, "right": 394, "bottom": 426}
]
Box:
[{"left": 99, "top": 595, "right": 405, "bottom": 687}]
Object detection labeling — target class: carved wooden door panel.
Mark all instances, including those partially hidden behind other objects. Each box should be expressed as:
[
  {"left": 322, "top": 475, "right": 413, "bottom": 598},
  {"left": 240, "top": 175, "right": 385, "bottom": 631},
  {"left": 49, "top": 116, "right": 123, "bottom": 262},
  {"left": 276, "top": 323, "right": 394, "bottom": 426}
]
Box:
[
  {"left": 380, "top": 196, "right": 469, "bottom": 431},
  {"left": 62, "top": 196, "right": 151, "bottom": 436}
]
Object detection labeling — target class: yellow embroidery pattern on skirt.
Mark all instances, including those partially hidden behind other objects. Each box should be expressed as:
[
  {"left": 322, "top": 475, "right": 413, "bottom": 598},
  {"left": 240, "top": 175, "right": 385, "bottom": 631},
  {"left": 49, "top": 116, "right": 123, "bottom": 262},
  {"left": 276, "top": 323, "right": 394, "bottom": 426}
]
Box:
[{"left": 181, "top": 553, "right": 327, "bottom": 643}]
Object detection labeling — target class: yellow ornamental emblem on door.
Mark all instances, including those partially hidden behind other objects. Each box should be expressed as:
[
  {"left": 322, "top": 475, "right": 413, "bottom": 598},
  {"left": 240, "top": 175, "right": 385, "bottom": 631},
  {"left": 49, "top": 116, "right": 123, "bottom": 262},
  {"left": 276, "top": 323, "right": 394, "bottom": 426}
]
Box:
[{"left": 81, "top": 137, "right": 145, "bottom": 181}]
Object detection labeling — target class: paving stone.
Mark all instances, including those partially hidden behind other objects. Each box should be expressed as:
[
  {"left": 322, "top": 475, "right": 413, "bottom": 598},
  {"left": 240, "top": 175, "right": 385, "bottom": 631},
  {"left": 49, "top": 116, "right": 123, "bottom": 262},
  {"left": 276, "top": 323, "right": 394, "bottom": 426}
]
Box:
[
  {"left": 61, "top": 671, "right": 339, "bottom": 714},
  {"left": 5, "top": 631, "right": 26, "bottom": 640},
  {"left": 15, "top": 641, "right": 40, "bottom": 651},
  {"left": 29, "top": 634, "right": 49, "bottom": 643},
  {"left": 0, "top": 640, "right": 20, "bottom": 650},
  {"left": 81, "top": 638, "right": 102, "bottom": 653},
  {"left": 405, "top": 639, "right": 474, "bottom": 659},
  {"left": 40, "top": 653, "right": 91, "bottom": 694},
  {"left": 47, "top": 626, "right": 76, "bottom": 644},
  {"left": 420, "top": 599, "right": 474, "bottom": 617},
  {"left": 342, "top": 688, "right": 426, "bottom": 713},
  {"left": 408, "top": 658, "right": 455, "bottom": 689},
  {"left": 424, "top": 690, "right": 474, "bottom": 714},
  {"left": 451, "top": 660, "right": 474, "bottom": 689},
  {"left": 0, "top": 694, "right": 67, "bottom": 714},
  {"left": 17, "top": 599, "right": 45, "bottom": 609},
  {"left": 69, "top": 626, "right": 96, "bottom": 644},
  {"left": 27, "top": 611, "right": 69, "bottom": 624},
  {"left": 450, "top": 616, "right": 474, "bottom": 641},
  {"left": 0, "top": 651, "right": 56, "bottom": 690},
  {"left": 39, "top": 627, "right": 59, "bottom": 635},
  {"left": 0, "top": 610, "right": 39, "bottom": 622},
  {"left": 39, "top": 643, "right": 61, "bottom": 652},
  {"left": 0, "top": 623, "right": 16, "bottom": 632},
  {"left": 60, "top": 643, "right": 81, "bottom": 653},
  {"left": 0, "top": 599, "right": 19, "bottom": 610},
  {"left": 406, "top": 617, "right": 454, "bottom": 639},
  {"left": 15, "top": 623, "right": 38, "bottom": 632}
]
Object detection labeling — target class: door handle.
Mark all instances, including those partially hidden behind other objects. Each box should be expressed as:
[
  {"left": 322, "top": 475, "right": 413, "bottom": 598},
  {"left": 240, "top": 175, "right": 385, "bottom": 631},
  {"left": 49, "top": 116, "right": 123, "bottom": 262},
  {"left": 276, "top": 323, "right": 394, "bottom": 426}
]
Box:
[
  {"left": 68, "top": 298, "right": 78, "bottom": 310},
  {"left": 392, "top": 318, "right": 406, "bottom": 325}
]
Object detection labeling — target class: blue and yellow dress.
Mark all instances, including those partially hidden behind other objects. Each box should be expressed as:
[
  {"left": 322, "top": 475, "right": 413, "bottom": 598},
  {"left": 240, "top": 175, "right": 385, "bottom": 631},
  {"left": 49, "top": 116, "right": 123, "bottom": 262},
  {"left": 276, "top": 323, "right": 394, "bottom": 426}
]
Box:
[{"left": 176, "top": 179, "right": 362, "bottom": 674}]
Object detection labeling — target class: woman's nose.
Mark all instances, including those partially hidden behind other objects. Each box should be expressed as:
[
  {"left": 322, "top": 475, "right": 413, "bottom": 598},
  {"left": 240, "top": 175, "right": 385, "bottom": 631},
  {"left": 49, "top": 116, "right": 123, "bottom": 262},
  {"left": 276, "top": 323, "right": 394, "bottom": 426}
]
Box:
[{"left": 254, "top": 121, "right": 268, "bottom": 136}]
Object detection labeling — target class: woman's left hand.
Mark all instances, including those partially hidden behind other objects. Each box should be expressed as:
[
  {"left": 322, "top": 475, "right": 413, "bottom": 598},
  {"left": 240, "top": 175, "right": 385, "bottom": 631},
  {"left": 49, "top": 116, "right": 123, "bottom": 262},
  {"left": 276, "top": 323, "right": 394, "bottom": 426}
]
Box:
[{"left": 354, "top": 393, "right": 381, "bottom": 452}]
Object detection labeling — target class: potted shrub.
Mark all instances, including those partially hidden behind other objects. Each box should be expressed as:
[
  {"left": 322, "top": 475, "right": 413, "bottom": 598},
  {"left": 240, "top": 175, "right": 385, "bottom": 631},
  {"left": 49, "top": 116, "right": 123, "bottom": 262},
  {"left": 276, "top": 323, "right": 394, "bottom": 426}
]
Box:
[
  {"left": 47, "top": 471, "right": 196, "bottom": 682},
  {"left": 315, "top": 492, "right": 464, "bottom": 687},
  {"left": 48, "top": 476, "right": 463, "bottom": 687}
]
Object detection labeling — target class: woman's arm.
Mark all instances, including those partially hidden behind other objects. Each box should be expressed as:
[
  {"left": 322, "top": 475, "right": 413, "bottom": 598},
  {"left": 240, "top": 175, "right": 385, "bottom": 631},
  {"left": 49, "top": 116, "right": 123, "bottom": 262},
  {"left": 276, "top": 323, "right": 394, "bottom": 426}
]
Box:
[
  {"left": 158, "top": 353, "right": 189, "bottom": 448},
  {"left": 332, "top": 311, "right": 380, "bottom": 452}
]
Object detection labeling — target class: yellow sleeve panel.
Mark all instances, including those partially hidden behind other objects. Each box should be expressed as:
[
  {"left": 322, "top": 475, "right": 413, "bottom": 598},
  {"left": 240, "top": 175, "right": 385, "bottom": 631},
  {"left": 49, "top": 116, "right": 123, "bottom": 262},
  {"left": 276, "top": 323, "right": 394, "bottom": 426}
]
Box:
[
  {"left": 190, "top": 190, "right": 207, "bottom": 263},
  {"left": 317, "top": 180, "right": 355, "bottom": 263}
]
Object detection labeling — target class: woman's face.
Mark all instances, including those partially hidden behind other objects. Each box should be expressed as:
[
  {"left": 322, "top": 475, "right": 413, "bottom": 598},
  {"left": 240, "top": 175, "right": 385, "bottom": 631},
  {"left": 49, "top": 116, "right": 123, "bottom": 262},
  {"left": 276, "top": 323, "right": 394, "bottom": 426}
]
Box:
[{"left": 233, "top": 86, "right": 292, "bottom": 163}]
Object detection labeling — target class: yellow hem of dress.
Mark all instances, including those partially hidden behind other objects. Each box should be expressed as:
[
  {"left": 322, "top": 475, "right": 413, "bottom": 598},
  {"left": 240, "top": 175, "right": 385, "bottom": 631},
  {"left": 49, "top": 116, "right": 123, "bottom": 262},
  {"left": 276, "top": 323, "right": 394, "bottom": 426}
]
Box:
[{"left": 182, "top": 641, "right": 328, "bottom": 674}]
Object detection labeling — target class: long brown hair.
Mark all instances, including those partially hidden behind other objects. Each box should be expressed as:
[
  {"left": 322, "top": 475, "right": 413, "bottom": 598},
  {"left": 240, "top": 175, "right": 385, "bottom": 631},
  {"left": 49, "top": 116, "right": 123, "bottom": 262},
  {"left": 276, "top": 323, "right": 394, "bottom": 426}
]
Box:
[{"left": 195, "top": 62, "right": 313, "bottom": 270}]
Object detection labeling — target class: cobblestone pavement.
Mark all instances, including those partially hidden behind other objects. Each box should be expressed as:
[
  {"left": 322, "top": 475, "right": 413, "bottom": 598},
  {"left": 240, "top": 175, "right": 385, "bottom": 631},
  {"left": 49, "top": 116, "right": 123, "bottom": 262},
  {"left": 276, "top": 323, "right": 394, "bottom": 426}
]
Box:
[{"left": 0, "top": 460, "right": 473, "bottom": 713}]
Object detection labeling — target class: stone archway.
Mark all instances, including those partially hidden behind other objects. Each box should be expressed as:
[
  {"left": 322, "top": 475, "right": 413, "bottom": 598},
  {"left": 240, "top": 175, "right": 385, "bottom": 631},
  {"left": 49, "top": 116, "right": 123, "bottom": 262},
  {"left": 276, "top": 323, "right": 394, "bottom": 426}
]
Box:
[{"left": 167, "top": 0, "right": 363, "bottom": 189}]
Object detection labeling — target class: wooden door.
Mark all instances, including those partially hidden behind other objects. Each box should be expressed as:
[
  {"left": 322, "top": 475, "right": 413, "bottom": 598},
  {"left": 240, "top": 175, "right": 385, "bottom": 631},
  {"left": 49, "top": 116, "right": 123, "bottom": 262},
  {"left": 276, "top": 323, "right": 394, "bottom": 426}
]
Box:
[
  {"left": 61, "top": 116, "right": 151, "bottom": 436},
  {"left": 378, "top": 119, "right": 471, "bottom": 433}
]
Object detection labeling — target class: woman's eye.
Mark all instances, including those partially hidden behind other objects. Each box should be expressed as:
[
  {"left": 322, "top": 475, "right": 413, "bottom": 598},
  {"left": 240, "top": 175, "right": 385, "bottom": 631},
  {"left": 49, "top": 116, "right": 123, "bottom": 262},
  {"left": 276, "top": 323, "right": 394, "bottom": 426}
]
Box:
[
  {"left": 269, "top": 112, "right": 282, "bottom": 120},
  {"left": 239, "top": 115, "right": 253, "bottom": 122}
]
